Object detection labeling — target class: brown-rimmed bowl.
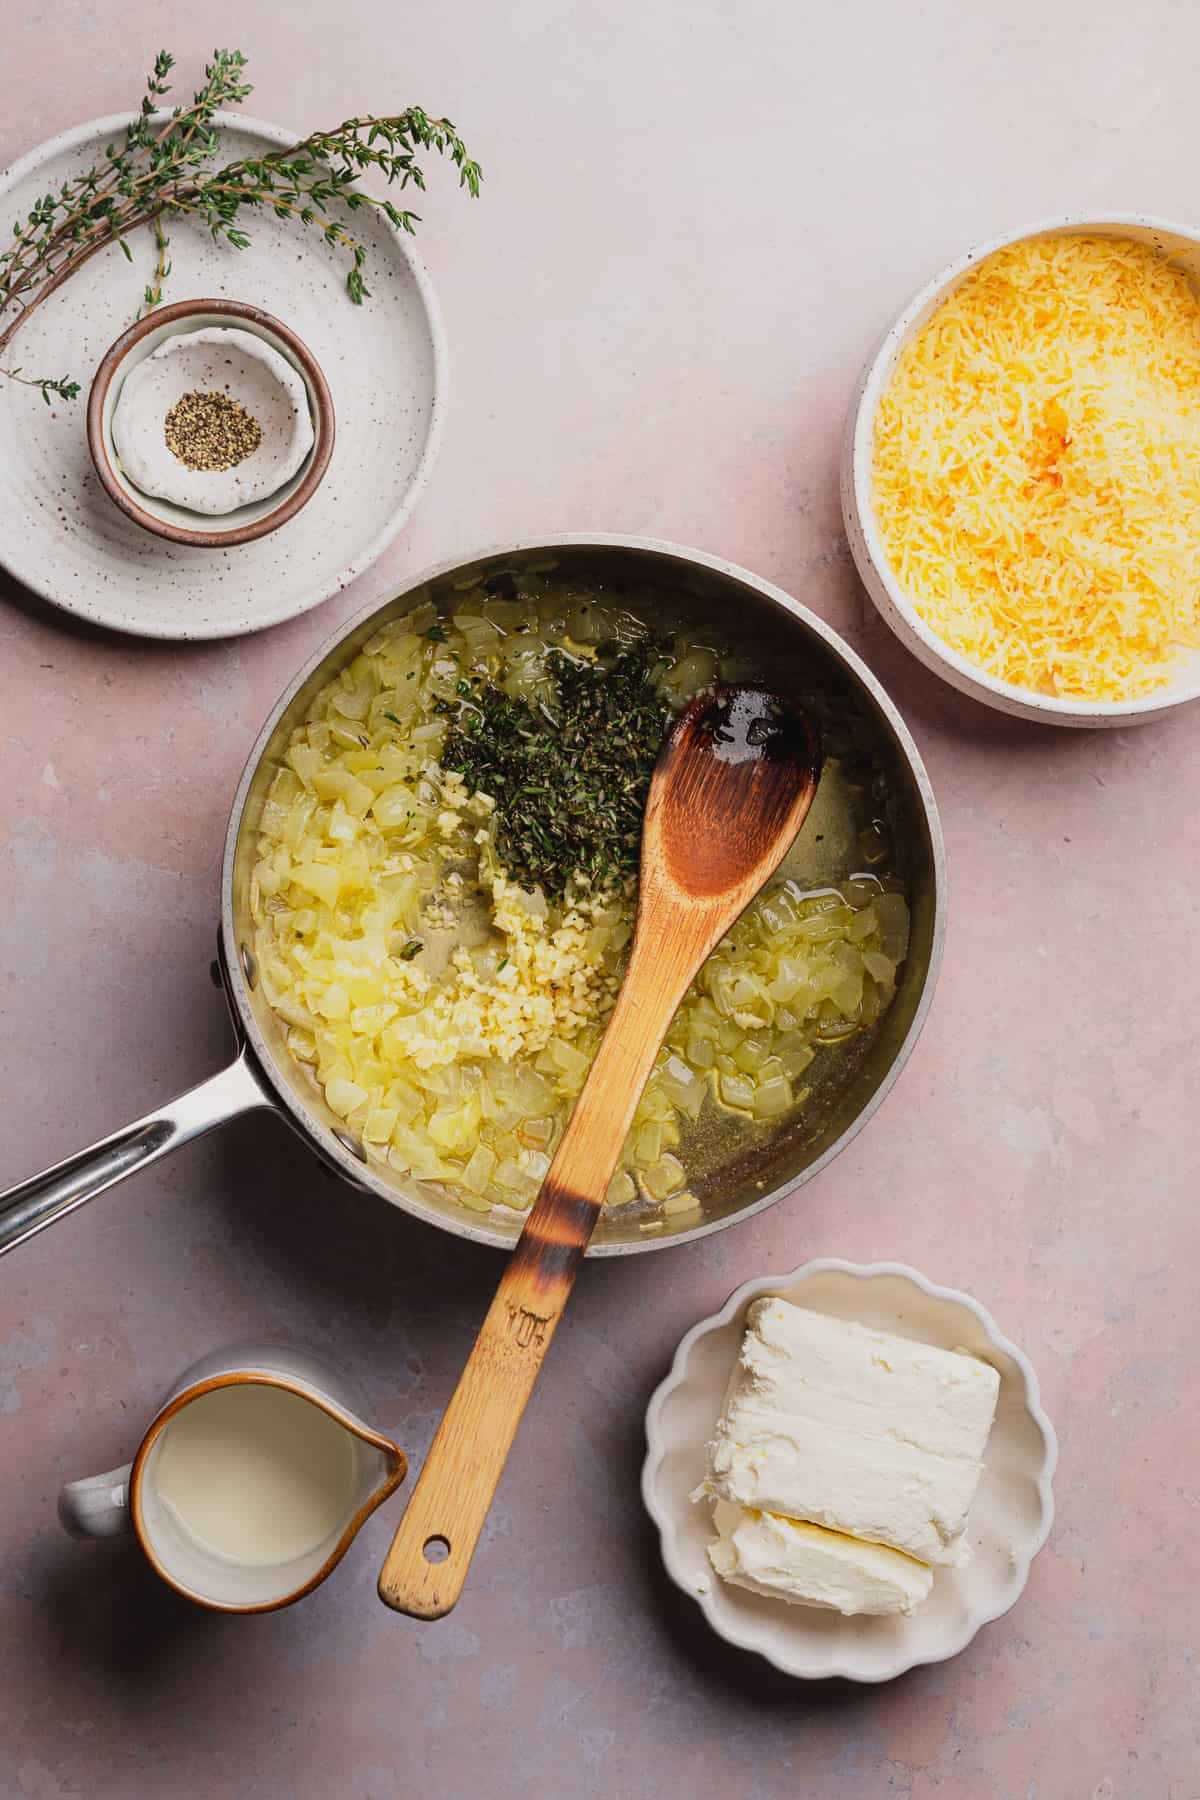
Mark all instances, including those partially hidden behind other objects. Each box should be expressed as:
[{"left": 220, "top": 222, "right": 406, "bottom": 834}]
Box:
[{"left": 87, "top": 297, "right": 335, "bottom": 548}]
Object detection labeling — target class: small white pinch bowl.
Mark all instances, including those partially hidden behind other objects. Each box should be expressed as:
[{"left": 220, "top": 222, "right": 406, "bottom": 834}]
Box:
[
  {"left": 841, "top": 212, "right": 1200, "bottom": 729},
  {"left": 642, "top": 1259, "right": 1056, "bottom": 1683},
  {"left": 88, "top": 296, "right": 334, "bottom": 548}
]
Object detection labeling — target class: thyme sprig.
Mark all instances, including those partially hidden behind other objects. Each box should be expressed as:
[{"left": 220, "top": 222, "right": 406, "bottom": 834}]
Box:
[
  {"left": 0, "top": 367, "right": 81, "bottom": 405},
  {"left": 0, "top": 48, "right": 481, "bottom": 397}
]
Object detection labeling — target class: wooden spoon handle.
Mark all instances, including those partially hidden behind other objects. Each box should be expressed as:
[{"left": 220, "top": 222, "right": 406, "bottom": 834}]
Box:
[
  {"left": 378, "top": 683, "right": 820, "bottom": 1621},
  {"left": 378, "top": 936, "right": 686, "bottom": 1619}
]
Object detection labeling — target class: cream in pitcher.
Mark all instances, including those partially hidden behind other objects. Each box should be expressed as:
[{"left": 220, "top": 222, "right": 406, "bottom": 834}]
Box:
[
  {"left": 58, "top": 1343, "right": 406, "bottom": 1612},
  {"left": 154, "top": 1383, "right": 360, "bottom": 1568}
]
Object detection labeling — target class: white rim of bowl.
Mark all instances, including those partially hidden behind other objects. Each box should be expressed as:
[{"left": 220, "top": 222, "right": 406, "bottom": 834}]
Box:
[
  {"left": 850, "top": 210, "right": 1200, "bottom": 721},
  {"left": 641, "top": 1257, "right": 1059, "bottom": 1682},
  {"left": 0, "top": 111, "right": 448, "bottom": 640}
]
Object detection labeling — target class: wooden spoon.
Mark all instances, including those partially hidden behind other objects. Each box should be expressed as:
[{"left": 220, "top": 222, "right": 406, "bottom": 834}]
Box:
[{"left": 378, "top": 685, "right": 822, "bottom": 1619}]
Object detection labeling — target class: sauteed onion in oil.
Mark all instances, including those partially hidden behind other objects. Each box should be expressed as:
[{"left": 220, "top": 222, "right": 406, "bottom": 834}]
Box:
[{"left": 250, "top": 575, "right": 910, "bottom": 1218}]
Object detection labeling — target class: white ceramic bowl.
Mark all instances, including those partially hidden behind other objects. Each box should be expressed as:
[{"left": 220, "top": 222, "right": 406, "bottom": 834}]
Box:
[
  {"left": 642, "top": 1259, "right": 1056, "bottom": 1682},
  {"left": 841, "top": 212, "right": 1200, "bottom": 729},
  {"left": 88, "top": 298, "right": 334, "bottom": 548}
]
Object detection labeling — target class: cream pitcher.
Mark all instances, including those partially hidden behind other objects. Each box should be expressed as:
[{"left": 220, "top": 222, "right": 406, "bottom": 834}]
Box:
[{"left": 58, "top": 1342, "right": 406, "bottom": 1613}]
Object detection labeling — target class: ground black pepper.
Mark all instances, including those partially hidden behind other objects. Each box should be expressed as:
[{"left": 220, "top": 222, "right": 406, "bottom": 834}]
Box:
[{"left": 164, "top": 389, "right": 262, "bottom": 472}]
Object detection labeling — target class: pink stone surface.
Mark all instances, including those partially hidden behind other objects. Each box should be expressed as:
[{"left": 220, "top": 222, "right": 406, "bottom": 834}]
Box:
[{"left": 1, "top": 6, "right": 1198, "bottom": 1796}]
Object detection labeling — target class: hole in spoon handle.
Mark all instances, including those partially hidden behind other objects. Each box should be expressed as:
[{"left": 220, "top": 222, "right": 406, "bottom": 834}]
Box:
[{"left": 377, "top": 1261, "right": 567, "bottom": 1619}]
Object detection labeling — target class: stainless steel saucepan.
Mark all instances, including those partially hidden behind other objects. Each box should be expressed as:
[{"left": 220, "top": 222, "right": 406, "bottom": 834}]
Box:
[{"left": 0, "top": 537, "right": 946, "bottom": 1260}]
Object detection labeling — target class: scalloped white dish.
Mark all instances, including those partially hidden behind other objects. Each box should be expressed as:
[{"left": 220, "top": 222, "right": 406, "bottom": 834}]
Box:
[{"left": 642, "top": 1260, "right": 1056, "bottom": 1682}]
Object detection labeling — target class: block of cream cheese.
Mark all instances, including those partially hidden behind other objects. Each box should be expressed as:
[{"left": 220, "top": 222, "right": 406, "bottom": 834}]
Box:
[
  {"left": 708, "top": 1500, "right": 933, "bottom": 1616},
  {"left": 702, "top": 1298, "right": 1000, "bottom": 1565}
]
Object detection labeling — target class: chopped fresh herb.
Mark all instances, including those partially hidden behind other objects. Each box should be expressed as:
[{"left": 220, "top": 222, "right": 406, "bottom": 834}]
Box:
[
  {"left": 424, "top": 624, "right": 448, "bottom": 643},
  {"left": 399, "top": 937, "right": 423, "bottom": 960},
  {"left": 441, "top": 637, "right": 671, "bottom": 898},
  {"left": 497, "top": 956, "right": 508, "bottom": 972},
  {"left": 382, "top": 710, "right": 402, "bottom": 727}
]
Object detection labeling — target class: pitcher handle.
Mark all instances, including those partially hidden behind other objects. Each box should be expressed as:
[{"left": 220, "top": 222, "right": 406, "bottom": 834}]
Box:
[
  {"left": 0, "top": 1052, "right": 275, "bottom": 1259},
  {"left": 58, "top": 1464, "right": 134, "bottom": 1539}
]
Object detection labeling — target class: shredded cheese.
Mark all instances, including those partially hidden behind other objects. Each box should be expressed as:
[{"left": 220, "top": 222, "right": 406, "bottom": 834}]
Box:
[{"left": 873, "top": 234, "right": 1200, "bottom": 701}]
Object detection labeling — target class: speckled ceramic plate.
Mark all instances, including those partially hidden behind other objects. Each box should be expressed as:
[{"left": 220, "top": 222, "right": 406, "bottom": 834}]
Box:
[
  {"left": 0, "top": 113, "right": 446, "bottom": 639},
  {"left": 643, "top": 1260, "right": 1057, "bottom": 1682}
]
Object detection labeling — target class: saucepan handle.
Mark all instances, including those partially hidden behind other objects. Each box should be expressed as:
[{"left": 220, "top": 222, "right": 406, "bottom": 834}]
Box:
[{"left": 0, "top": 1052, "right": 275, "bottom": 1259}]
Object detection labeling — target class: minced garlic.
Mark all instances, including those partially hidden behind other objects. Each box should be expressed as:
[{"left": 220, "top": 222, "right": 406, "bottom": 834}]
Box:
[{"left": 376, "top": 877, "right": 619, "bottom": 1070}]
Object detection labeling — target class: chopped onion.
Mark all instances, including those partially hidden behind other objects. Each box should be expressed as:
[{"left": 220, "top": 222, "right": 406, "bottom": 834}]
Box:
[
  {"left": 641, "top": 1153, "right": 686, "bottom": 1200},
  {"left": 719, "top": 1071, "right": 755, "bottom": 1111}
]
